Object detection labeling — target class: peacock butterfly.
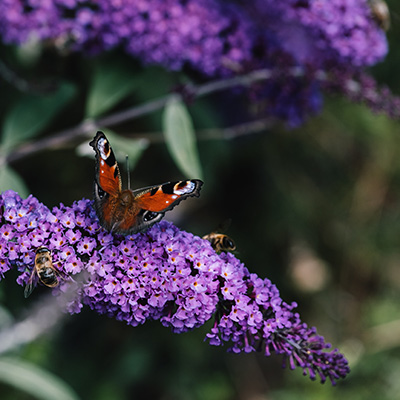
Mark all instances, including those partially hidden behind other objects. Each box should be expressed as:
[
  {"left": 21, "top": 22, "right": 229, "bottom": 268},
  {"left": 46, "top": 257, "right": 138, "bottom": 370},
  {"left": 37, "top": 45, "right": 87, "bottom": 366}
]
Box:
[{"left": 89, "top": 131, "right": 203, "bottom": 235}]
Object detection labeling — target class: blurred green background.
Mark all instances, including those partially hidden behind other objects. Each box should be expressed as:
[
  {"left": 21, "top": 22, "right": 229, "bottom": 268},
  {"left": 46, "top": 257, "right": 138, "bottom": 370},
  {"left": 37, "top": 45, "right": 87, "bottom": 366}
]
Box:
[{"left": 1, "top": 2, "right": 400, "bottom": 399}]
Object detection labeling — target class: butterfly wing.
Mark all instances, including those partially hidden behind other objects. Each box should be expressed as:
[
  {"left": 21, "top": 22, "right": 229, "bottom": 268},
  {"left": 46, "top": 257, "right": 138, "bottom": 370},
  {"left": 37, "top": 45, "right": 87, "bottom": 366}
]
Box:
[
  {"left": 109, "top": 180, "right": 203, "bottom": 234},
  {"left": 134, "top": 180, "right": 203, "bottom": 212},
  {"left": 90, "top": 131, "right": 203, "bottom": 235},
  {"left": 114, "top": 179, "right": 203, "bottom": 234},
  {"left": 89, "top": 131, "right": 122, "bottom": 230}
]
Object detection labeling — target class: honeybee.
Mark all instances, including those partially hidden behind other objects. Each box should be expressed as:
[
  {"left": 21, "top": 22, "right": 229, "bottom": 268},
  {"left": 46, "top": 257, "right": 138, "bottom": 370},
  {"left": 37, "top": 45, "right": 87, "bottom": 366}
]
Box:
[
  {"left": 203, "top": 219, "right": 236, "bottom": 253},
  {"left": 203, "top": 232, "right": 236, "bottom": 253},
  {"left": 202, "top": 232, "right": 236, "bottom": 253},
  {"left": 369, "top": 0, "right": 390, "bottom": 31},
  {"left": 24, "top": 247, "right": 63, "bottom": 298}
]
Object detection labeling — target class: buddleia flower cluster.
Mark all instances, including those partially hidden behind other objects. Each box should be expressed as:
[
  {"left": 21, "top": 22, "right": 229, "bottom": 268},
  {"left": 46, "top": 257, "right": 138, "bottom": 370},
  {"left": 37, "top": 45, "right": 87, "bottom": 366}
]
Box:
[
  {"left": 0, "top": 190, "right": 350, "bottom": 385},
  {"left": 0, "top": 0, "right": 394, "bottom": 125}
]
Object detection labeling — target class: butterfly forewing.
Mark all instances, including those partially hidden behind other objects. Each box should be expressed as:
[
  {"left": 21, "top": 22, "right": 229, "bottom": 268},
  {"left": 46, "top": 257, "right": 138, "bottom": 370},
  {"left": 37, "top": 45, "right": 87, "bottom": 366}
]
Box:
[
  {"left": 89, "top": 132, "right": 122, "bottom": 195},
  {"left": 134, "top": 180, "right": 203, "bottom": 212}
]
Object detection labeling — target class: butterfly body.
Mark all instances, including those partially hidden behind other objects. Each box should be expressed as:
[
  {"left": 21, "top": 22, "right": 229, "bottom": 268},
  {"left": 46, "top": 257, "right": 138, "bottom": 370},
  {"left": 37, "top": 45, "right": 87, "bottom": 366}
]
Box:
[{"left": 90, "top": 131, "right": 203, "bottom": 235}]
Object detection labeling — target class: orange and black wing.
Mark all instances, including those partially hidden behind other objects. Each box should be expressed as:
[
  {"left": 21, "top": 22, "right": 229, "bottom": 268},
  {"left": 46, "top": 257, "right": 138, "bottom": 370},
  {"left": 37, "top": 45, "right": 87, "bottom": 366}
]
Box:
[
  {"left": 89, "top": 131, "right": 123, "bottom": 228},
  {"left": 114, "top": 179, "right": 203, "bottom": 234}
]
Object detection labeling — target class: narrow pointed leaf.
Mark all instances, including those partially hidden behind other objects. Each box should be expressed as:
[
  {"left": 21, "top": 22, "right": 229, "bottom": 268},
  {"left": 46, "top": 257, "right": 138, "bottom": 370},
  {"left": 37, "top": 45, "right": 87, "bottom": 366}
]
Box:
[
  {"left": 86, "top": 59, "right": 139, "bottom": 118},
  {"left": 0, "top": 165, "right": 29, "bottom": 198},
  {"left": 162, "top": 96, "right": 203, "bottom": 179}
]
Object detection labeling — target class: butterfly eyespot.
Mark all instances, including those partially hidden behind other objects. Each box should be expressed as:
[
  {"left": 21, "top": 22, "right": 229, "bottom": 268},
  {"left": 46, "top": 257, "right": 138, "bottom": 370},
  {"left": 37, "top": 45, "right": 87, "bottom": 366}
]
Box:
[
  {"left": 95, "top": 184, "right": 107, "bottom": 199},
  {"left": 143, "top": 211, "right": 159, "bottom": 222},
  {"left": 98, "top": 138, "right": 110, "bottom": 160},
  {"left": 174, "top": 181, "right": 195, "bottom": 195}
]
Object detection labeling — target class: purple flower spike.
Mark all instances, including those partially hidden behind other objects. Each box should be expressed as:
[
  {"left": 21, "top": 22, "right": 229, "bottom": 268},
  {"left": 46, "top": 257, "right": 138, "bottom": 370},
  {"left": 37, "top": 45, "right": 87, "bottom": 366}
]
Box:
[
  {"left": 0, "top": 0, "right": 386, "bottom": 72},
  {"left": 0, "top": 1, "right": 392, "bottom": 125},
  {"left": 0, "top": 190, "right": 350, "bottom": 385}
]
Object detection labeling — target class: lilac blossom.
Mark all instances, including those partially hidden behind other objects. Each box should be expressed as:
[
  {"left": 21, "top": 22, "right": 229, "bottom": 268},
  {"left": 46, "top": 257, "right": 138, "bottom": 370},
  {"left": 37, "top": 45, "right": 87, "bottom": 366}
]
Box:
[{"left": 0, "top": 190, "right": 350, "bottom": 384}]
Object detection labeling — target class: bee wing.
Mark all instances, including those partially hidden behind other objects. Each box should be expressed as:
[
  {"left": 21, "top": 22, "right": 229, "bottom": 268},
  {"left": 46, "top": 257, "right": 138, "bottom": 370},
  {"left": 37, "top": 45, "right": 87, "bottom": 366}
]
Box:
[
  {"left": 52, "top": 262, "right": 69, "bottom": 281},
  {"left": 24, "top": 269, "right": 39, "bottom": 298},
  {"left": 216, "top": 218, "right": 232, "bottom": 233}
]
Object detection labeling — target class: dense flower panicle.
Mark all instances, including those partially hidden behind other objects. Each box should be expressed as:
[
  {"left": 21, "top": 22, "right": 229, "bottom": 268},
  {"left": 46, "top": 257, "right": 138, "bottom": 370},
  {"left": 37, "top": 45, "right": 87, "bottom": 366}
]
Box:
[
  {"left": 0, "top": 1, "right": 391, "bottom": 125},
  {"left": 0, "top": 0, "right": 255, "bottom": 77},
  {"left": 0, "top": 0, "right": 387, "bottom": 71},
  {"left": 0, "top": 190, "right": 349, "bottom": 384},
  {"left": 252, "top": 0, "right": 388, "bottom": 67}
]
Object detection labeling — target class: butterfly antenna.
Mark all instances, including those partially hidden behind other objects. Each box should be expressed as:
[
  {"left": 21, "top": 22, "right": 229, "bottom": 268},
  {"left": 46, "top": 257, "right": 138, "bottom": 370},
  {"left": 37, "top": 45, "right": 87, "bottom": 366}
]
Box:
[{"left": 126, "top": 155, "right": 131, "bottom": 190}]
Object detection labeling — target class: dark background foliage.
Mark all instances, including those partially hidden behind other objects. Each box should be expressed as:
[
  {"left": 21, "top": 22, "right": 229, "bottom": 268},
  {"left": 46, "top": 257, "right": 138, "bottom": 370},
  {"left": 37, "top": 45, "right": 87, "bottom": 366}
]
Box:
[{"left": 1, "top": 1, "right": 400, "bottom": 399}]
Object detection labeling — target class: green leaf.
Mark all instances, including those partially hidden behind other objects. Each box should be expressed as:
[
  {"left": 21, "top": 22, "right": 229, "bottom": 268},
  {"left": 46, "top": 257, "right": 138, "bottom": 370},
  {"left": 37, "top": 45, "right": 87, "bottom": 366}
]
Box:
[
  {"left": 76, "top": 129, "right": 149, "bottom": 173},
  {"left": 86, "top": 59, "right": 139, "bottom": 118},
  {"left": 1, "top": 82, "right": 76, "bottom": 150},
  {"left": 0, "top": 357, "right": 80, "bottom": 400},
  {"left": 162, "top": 96, "right": 203, "bottom": 179},
  {"left": 0, "top": 164, "right": 29, "bottom": 198}
]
